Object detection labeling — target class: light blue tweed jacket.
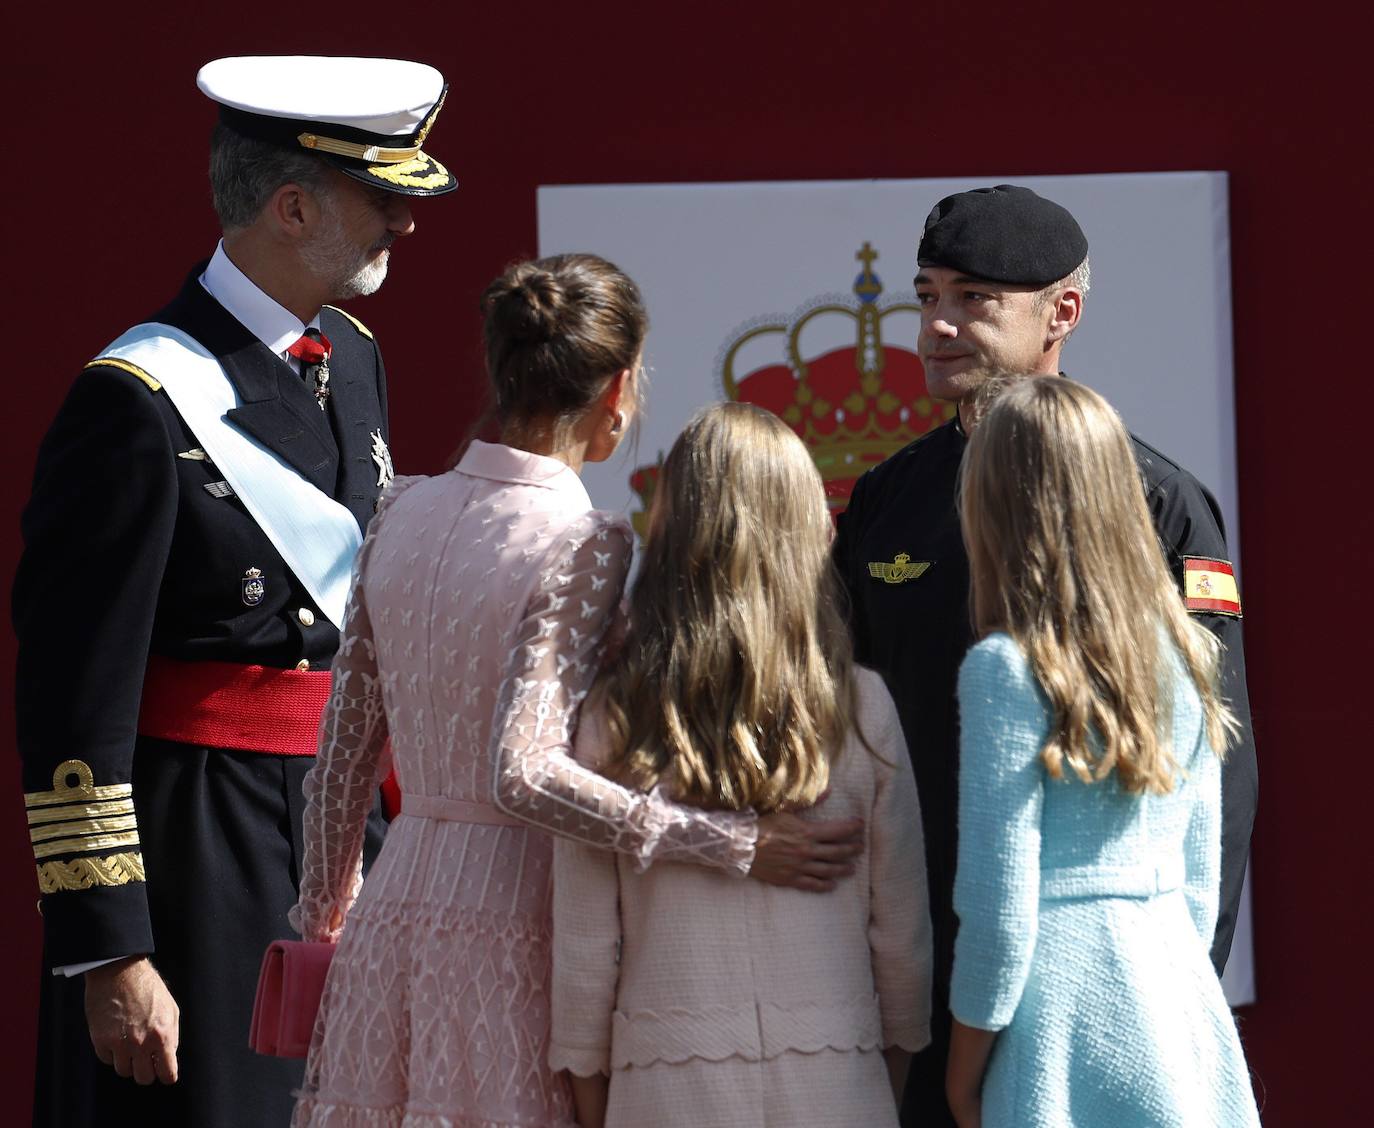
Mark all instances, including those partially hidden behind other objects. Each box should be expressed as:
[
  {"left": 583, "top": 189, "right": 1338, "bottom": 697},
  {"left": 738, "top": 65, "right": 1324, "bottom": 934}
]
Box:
[{"left": 950, "top": 631, "right": 1258, "bottom": 1127}]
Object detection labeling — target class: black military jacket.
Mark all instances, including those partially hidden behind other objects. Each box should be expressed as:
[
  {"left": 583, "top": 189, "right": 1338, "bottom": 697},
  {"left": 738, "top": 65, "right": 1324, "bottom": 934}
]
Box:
[
  {"left": 14, "top": 267, "right": 390, "bottom": 967},
  {"left": 833, "top": 415, "right": 1258, "bottom": 980}
]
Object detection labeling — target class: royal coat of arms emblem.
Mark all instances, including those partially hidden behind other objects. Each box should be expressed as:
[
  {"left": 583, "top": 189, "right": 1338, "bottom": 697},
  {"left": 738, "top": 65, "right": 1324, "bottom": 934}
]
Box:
[{"left": 628, "top": 243, "right": 954, "bottom": 536}]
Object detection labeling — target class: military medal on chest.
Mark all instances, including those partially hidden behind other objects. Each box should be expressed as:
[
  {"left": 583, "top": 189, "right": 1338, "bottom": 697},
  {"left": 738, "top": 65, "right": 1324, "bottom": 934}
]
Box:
[
  {"left": 313, "top": 354, "right": 331, "bottom": 410},
  {"left": 241, "top": 566, "right": 266, "bottom": 606},
  {"left": 287, "top": 329, "right": 333, "bottom": 411},
  {"left": 370, "top": 429, "right": 395, "bottom": 488}
]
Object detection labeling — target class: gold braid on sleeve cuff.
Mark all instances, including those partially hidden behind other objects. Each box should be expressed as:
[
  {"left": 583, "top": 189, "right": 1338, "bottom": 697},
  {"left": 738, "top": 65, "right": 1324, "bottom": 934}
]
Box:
[
  {"left": 25, "top": 760, "right": 144, "bottom": 892},
  {"left": 37, "top": 852, "right": 146, "bottom": 893}
]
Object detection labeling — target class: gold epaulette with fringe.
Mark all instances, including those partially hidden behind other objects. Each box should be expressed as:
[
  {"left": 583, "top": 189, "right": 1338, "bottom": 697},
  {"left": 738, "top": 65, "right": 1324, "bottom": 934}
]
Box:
[
  {"left": 84, "top": 356, "right": 161, "bottom": 392},
  {"left": 323, "top": 305, "right": 374, "bottom": 340},
  {"left": 25, "top": 761, "right": 144, "bottom": 893}
]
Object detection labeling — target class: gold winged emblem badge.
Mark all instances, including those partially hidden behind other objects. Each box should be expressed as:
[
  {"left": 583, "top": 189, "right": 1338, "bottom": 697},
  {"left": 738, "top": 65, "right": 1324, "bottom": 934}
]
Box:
[
  {"left": 414, "top": 91, "right": 446, "bottom": 147},
  {"left": 868, "top": 552, "right": 931, "bottom": 584}
]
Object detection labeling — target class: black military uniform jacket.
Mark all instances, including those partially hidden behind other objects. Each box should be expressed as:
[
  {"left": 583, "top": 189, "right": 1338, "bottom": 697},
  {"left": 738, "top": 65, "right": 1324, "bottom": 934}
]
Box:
[
  {"left": 833, "top": 415, "right": 1258, "bottom": 990},
  {"left": 15, "top": 265, "right": 390, "bottom": 1127}
]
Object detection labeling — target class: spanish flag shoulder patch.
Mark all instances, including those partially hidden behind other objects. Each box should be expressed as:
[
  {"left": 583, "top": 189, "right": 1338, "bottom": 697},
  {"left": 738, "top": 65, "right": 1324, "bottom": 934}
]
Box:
[{"left": 1183, "top": 557, "right": 1242, "bottom": 617}]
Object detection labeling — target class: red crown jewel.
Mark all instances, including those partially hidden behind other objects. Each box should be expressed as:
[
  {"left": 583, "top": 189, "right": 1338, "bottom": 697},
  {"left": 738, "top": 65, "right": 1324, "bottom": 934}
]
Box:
[{"left": 629, "top": 243, "right": 953, "bottom": 532}]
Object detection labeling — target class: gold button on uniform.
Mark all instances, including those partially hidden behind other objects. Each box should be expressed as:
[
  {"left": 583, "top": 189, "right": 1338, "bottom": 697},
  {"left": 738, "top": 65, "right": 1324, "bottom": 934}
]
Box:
[
  {"left": 298, "top": 608, "right": 315, "bottom": 627},
  {"left": 295, "top": 659, "right": 311, "bottom": 672}
]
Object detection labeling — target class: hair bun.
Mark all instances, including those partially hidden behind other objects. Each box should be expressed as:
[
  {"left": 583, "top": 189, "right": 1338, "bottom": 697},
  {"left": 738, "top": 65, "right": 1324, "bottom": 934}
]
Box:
[
  {"left": 493, "top": 266, "right": 566, "bottom": 344},
  {"left": 480, "top": 253, "right": 648, "bottom": 426}
]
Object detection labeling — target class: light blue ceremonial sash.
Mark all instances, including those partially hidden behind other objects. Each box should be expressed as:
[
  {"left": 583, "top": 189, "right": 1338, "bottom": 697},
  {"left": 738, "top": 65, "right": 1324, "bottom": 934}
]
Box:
[{"left": 98, "top": 322, "right": 362, "bottom": 628}]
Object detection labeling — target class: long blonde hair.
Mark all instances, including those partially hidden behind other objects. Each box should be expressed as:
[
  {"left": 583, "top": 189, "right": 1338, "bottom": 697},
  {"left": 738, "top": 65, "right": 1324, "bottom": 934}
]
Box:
[
  {"left": 595, "top": 402, "right": 860, "bottom": 813},
  {"left": 960, "top": 377, "right": 1234, "bottom": 793}
]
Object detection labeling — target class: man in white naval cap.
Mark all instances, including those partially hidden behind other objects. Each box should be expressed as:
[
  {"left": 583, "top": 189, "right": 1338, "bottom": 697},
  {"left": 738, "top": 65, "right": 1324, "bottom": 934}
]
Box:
[{"left": 15, "top": 55, "right": 455, "bottom": 1127}]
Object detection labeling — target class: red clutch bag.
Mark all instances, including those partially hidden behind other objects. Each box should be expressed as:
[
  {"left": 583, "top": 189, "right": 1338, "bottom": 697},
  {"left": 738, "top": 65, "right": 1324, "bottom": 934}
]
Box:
[{"left": 248, "top": 939, "right": 336, "bottom": 1058}]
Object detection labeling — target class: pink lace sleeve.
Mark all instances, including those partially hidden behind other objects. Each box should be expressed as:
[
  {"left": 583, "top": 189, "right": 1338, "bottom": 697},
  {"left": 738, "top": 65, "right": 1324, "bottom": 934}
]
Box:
[
  {"left": 289, "top": 480, "right": 413, "bottom": 941},
  {"left": 491, "top": 512, "right": 758, "bottom": 874}
]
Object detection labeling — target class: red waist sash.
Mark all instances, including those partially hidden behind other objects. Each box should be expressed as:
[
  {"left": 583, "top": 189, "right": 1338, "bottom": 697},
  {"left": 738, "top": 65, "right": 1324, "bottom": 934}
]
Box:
[{"left": 137, "top": 655, "right": 331, "bottom": 757}]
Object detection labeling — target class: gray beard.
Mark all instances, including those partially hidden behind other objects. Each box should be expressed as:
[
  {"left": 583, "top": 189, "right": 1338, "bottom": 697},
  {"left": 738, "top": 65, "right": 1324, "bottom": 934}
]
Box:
[
  {"left": 300, "top": 210, "right": 390, "bottom": 301},
  {"left": 332, "top": 252, "right": 389, "bottom": 299}
]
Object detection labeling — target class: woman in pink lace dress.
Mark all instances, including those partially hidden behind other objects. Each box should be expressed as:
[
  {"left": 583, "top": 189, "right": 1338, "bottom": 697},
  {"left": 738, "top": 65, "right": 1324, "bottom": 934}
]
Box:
[
  {"left": 289, "top": 256, "right": 863, "bottom": 1128},
  {"left": 551, "top": 403, "right": 934, "bottom": 1128}
]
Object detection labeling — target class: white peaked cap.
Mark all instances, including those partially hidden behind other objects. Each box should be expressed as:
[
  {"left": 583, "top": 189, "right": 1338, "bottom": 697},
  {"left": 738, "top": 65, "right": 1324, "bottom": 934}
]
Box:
[
  {"left": 197, "top": 56, "right": 444, "bottom": 137},
  {"left": 196, "top": 55, "right": 457, "bottom": 196}
]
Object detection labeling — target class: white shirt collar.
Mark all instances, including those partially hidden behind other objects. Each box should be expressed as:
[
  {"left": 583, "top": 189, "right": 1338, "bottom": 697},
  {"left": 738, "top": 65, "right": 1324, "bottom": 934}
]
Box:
[{"left": 199, "top": 240, "right": 319, "bottom": 357}]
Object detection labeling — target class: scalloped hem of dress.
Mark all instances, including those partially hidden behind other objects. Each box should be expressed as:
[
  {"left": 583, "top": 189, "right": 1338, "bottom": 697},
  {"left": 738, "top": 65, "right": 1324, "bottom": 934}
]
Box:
[
  {"left": 889, "top": 1032, "right": 933, "bottom": 1054},
  {"left": 547, "top": 1048, "right": 609, "bottom": 1078},
  {"left": 606, "top": 1035, "right": 896, "bottom": 1070},
  {"left": 294, "top": 1096, "right": 574, "bottom": 1128}
]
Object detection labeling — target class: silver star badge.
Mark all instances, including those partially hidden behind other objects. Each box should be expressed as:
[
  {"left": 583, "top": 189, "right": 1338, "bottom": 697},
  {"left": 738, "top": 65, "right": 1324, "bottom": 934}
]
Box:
[{"left": 370, "top": 430, "right": 394, "bottom": 488}]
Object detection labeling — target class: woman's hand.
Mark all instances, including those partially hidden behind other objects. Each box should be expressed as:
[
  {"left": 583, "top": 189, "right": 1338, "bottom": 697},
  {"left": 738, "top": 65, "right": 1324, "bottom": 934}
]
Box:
[
  {"left": 946, "top": 1019, "right": 996, "bottom": 1128},
  {"left": 566, "top": 1071, "right": 609, "bottom": 1128},
  {"left": 883, "top": 1046, "right": 912, "bottom": 1106},
  {"left": 949, "top": 1091, "right": 982, "bottom": 1128},
  {"left": 749, "top": 812, "right": 864, "bottom": 891}
]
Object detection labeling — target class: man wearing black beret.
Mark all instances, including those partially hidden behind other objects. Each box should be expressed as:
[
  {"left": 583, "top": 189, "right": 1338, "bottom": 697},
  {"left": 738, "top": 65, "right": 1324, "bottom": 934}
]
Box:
[{"left": 832, "top": 184, "right": 1258, "bottom": 1126}]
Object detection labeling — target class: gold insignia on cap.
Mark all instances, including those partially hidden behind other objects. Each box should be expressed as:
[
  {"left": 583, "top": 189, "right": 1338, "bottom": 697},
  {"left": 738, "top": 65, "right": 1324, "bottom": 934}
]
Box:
[
  {"left": 364, "top": 153, "right": 451, "bottom": 190},
  {"left": 413, "top": 90, "right": 446, "bottom": 147},
  {"left": 868, "top": 552, "right": 931, "bottom": 584},
  {"left": 297, "top": 132, "right": 423, "bottom": 164}
]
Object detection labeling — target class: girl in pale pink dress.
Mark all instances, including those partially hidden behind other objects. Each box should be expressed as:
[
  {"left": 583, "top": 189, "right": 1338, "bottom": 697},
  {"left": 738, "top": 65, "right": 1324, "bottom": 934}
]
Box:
[
  {"left": 551, "top": 403, "right": 934, "bottom": 1128},
  {"left": 289, "top": 256, "right": 863, "bottom": 1128}
]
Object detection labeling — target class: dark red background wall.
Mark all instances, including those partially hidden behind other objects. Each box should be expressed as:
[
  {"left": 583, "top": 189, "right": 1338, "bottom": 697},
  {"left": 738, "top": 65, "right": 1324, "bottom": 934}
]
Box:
[{"left": 3, "top": 3, "right": 1367, "bottom": 1123}]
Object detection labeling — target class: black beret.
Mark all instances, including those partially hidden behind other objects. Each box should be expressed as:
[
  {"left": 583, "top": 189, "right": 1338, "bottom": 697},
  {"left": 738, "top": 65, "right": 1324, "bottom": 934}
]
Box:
[{"left": 917, "top": 185, "right": 1088, "bottom": 286}]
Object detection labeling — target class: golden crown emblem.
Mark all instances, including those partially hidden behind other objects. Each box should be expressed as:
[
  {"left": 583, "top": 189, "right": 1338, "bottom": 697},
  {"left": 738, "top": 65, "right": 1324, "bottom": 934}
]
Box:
[
  {"left": 723, "top": 242, "right": 953, "bottom": 512},
  {"left": 628, "top": 243, "right": 953, "bottom": 534}
]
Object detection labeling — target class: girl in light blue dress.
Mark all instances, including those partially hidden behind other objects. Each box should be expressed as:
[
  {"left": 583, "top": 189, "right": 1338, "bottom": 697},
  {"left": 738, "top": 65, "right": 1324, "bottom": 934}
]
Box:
[{"left": 946, "top": 377, "right": 1260, "bottom": 1128}]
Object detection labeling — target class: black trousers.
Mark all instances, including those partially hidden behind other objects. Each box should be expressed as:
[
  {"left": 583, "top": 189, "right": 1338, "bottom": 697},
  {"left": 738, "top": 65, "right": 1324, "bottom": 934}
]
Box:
[
  {"left": 900, "top": 1007, "right": 956, "bottom": 1127},
  {"left": 33, "top": 741, "right": 385, "bottom": 1128},
  {"left": 901, "top": 849, "right": 958, "bottom": 1128}
]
